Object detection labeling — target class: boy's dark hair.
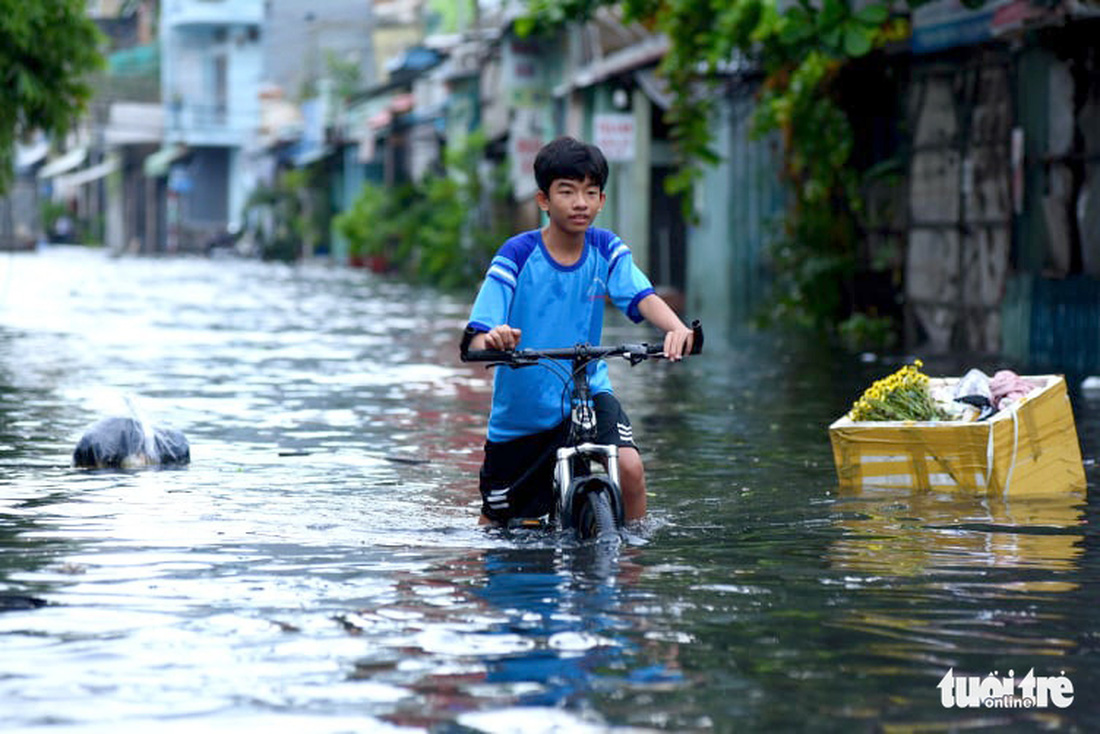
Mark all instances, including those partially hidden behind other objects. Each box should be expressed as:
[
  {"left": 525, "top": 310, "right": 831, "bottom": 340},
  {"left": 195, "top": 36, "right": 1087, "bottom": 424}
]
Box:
[{"left": 533, "top": 136, "right": 609, "bottom": 193}]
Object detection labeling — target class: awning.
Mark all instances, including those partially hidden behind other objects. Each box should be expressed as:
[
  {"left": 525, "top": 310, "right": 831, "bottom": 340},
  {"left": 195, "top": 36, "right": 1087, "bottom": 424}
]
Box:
[
  {"left": 634, "top": 68, "right": 672, "bottom": 111},
  {"left": 292, "top": 143, "right": 331, "bottom": 167},
  {"left": 553, "top": 36, "right": 670, "bottom": 97},
  {"left": 15, "top": 140, "right": 49, "bottom": 171},
  {"left": 104, "top": 101, "right": 164, "bottom": 146},
  {"left": 368, "top": 110, "right": 393, "bottom": 130},
  {"left": 37, "top": 146, "right": 88, "bottom": 179},
  {"left": 390, "top": 93, "right": 414, "bottom": 114},
  {"left": 143, "top": 144, "right": 188, "bottom": 177},
  {"left": 57, "top": 157, "right": 119, "bottom": 189}
]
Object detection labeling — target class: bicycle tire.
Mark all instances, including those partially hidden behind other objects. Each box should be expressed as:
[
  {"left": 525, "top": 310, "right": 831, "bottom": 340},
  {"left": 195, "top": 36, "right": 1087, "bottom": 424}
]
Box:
[{"left": 577, "top": 488, "right": 617, "bottom": 541}]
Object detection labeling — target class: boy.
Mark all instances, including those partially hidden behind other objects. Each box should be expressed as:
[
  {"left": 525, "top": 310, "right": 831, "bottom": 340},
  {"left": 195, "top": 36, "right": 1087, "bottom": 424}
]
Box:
[{"left": 464, "top": 136, "right": 694, "bottom": 526}]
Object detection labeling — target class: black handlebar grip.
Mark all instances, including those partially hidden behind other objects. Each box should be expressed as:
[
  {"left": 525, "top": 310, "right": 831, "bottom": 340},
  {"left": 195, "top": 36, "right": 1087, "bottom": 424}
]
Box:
[
  {"left": 690, "top": 320, "right": 704, "bottom": 355},
  {"left": 463, "top": 349, "right": 515, "bottom": 363},
  {"left": 460, "top": 327, "right": 516, "bottom": 363},
  {"left": 459, "top": 326, "right": 476, "bottom": 360},
  {"left": 459, "top": 326, "right": 507, "bottom": 362}
]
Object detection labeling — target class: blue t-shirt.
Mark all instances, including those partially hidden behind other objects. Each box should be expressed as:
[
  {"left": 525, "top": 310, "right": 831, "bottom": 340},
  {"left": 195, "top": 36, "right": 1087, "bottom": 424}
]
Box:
[{"left": 467, "top": 227, "right": 655, "bottom": 442}]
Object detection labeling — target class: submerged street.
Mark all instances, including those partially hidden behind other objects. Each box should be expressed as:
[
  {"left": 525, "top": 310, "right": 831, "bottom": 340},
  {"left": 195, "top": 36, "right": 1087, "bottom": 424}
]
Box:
[{"left": 1, "top": 246, "right": 1098, "bottom": 731}]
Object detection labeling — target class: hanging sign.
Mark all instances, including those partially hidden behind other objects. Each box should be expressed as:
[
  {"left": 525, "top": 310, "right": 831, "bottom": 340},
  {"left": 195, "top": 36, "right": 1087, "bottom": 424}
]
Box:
[{"left": 594, "top": 113, "right": 635, "bottom": 162}]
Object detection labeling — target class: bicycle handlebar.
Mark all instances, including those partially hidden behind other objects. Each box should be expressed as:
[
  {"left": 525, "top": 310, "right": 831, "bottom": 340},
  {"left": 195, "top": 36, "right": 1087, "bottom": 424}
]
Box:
[{"left": 461, "top": 320, "right": 704, "bottom": 365}]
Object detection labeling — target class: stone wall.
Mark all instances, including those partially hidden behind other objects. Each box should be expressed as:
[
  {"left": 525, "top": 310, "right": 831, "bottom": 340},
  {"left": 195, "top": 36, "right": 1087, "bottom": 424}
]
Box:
[
  {"left": 1078, "top": 47, "right": 1100, "bottom": 278},
  {"left": 905, "top": 54, "right": 1012, "bottom": 353}
]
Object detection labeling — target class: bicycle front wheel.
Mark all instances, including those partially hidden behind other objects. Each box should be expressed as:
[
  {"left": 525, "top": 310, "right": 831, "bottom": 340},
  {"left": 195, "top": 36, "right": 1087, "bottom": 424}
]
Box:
[{"left": 576, "top": 488, "right": 617, "bottom": 541}]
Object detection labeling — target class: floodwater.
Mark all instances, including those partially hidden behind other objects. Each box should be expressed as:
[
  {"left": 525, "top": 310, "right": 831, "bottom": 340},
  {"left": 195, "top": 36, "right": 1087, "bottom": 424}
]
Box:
[{"left": 1, "top": 246, "right": 1097, "bottom": 732}]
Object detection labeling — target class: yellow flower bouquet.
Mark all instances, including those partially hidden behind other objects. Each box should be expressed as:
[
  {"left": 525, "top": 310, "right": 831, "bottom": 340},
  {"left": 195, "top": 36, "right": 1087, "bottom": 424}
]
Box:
[{"left": 849, "top": 360, "right": 951, "bottom": 422}]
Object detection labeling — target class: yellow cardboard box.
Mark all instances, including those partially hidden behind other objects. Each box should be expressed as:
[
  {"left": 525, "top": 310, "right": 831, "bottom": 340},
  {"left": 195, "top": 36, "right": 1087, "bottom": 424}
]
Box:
[{"left": 828, "top": 375, "right": 1086, "bottom": 496}]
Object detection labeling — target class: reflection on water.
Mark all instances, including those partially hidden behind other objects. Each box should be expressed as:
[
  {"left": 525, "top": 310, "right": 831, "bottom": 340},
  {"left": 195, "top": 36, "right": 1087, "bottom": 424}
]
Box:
[
  {"left": 326, "top": 542, "right": 689, "bottom": 731},
  {"left": 828, "top": 487, "right": 1085, "bottom": 694},
  {"left": 0, "top": 247, "right": 1098, "bottom": 731},
  {"left": 831, "top": 487, "right": 1085, "bottom": 580}
]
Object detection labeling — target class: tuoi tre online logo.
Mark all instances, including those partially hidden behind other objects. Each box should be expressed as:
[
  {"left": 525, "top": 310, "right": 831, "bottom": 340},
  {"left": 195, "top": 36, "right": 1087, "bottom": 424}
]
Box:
[{"left": 938, "top": 668, "right": 1074, "bottom": 709}]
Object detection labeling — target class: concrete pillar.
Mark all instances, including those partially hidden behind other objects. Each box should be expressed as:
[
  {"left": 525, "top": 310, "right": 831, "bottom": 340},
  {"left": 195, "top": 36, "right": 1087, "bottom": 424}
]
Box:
[{"left": 627, "top": 87, "right": 651, "bottom": 274}]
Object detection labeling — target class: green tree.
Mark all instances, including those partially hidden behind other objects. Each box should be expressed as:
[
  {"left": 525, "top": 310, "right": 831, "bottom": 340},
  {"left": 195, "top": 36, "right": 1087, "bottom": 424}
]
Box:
[{"left": 0, "top": 0, "right": 105, "bottom": 194}]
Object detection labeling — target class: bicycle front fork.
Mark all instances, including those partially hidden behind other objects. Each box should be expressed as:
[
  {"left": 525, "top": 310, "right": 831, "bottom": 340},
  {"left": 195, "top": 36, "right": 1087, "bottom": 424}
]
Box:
[
  {"left": 554, "top": 442, "right": 621, "bottom": 492},
  {"left": 554, "top": 443, "right": 622, "bottom": 526}
]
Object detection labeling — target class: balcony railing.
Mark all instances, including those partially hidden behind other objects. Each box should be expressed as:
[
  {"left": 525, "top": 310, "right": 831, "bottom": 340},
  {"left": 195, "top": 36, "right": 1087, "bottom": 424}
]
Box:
[
  {"left": 166, "top": 100, "right": 256, "bottom": 146},
  {"left": 163, "top": 0, "right": 263, "bottom": 28}
]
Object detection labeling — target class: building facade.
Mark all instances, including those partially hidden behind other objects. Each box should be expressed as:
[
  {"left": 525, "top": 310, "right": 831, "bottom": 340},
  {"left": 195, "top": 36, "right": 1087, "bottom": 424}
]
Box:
[{"left": 157, "top": 0, "right": 263, "bottom": 251}]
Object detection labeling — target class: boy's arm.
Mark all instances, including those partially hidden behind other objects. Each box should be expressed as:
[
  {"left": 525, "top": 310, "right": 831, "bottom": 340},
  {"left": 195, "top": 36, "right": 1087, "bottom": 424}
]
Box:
[
  {"left": 466, "top": 250, "right": 520, "bottom": 351},
  {"left": 637, "top": 293, "right": 694, "bottom": 361}
]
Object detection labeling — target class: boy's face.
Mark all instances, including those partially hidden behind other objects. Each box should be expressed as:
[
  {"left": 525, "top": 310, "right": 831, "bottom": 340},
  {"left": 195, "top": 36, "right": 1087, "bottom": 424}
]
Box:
[{"left": 537, "top": 176, "right": 605, "bottom": 235}]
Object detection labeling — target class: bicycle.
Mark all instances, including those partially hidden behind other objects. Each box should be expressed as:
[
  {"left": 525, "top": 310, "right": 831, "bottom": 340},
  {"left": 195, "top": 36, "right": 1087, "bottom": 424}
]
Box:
[{"left": 461, "top": 321, "right": 704, "bottom": 540}]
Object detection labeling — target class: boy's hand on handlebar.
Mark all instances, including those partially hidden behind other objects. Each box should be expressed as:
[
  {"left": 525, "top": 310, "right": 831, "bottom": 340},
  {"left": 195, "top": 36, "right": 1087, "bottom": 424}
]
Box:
[
  {"left": 483, "top": 325, "right": 522, "bottom": 351},
  {"left": 663, "top": 326, "right": 694, "bottom": 362}
]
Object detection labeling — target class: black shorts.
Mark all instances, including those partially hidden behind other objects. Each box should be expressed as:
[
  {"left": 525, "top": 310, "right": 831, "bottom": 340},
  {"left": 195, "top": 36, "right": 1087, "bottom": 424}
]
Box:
[{"left": 479, "top": 392, "right": 636, "bottom": 523}]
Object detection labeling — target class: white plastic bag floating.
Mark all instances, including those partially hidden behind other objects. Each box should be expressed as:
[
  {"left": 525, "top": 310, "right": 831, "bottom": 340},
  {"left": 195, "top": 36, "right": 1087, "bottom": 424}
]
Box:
[
  {"left": 72, "top": 415, "right": 189, "bottom": 469},
  {"left": 953, "top": 368, "right": 994, "bottom": 420}
]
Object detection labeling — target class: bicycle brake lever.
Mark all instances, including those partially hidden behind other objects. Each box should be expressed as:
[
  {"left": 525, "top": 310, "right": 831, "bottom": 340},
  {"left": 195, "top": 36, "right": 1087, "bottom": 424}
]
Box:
[
  {"left": 622, "top": 343, "right": 661, "bottom": 366},
  {"left": 487, "top": 355, "right": 540, "bottom": 369}
]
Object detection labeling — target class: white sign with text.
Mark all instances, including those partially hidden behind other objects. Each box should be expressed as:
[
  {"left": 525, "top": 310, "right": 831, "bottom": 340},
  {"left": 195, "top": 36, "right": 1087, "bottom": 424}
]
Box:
[{"left": 594, "top": 113, "right": 635, "bottom": 162}]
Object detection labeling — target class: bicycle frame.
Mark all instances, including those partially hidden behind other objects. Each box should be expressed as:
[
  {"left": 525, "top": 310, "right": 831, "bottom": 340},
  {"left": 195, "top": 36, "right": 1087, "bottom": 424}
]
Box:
[{"left": 554, "top": 349, "right": 623, "bottom": 532}]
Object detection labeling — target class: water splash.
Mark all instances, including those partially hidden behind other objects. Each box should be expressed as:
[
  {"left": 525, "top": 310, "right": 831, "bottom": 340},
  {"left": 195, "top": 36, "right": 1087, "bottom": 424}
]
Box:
[{"left": 123, "top": 393, "right": 158, "bottom": 463}]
